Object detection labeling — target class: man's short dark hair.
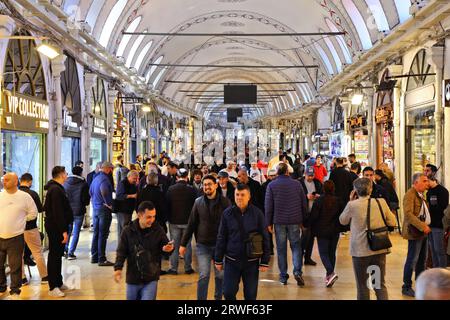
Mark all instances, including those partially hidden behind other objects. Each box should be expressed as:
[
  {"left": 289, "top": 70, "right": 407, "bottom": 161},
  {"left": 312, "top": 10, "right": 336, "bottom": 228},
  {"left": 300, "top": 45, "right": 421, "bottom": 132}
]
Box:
[
  {"left": 351, "top": 162, "right": 361, "bottom": 173},
  {"left": 304, "top": 154, "right": 310, "bottom": 161},
  {"left": 236, "top": 183, "right": 250, "bottom": 192},
  {"left": 193, "top": 169, "right": 203, "bottom": 177},
  {"left": 20, "top": 173, "right": 33, "bottom": 182},
  {"left": 168, "top": 161, "right": 178, "bottom": 169},
  {"left": 336, "top": 157, "right": 344, "bottom": 165},
  {"left": 202, "top": 174, "right": 217, "bottom": 184},
  {"left": 362, "top": 166, "right": 374, "bottom": 174},
  {"left": 52, "top": 166, "right": 66, "bottom": 179},
  {"left": 426, "top": 164, "right": 438, "bottom": 173},
  {"left": 277, "top": 162, "right": 288, "bottom": 176},
  {"left": 75, "top": 160, "right": 83, "bottom": 166},
  {"left": 137, "top": 201, "right": 155, "bottom": 213},
  {"left": 316, "top": 154, "right": 322, "bottom": 159},
  {"left": 348, "top": 154, "right": 356, "bottom": 158},
  {"left": 72, "top": 166, "right": 83, "bottom": 176}
]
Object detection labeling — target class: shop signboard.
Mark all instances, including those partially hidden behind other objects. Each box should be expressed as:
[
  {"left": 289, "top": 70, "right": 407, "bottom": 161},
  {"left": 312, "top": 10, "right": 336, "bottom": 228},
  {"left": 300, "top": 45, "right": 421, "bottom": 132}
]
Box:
[
  {"left": 329, "top": 132, "right": 343, "bottom": 158},
  {"left": 1, "top": 90, "right": 49, "bottom": 133},
  {"left": 354, "top": 130, "right": 369, "bottom": 167},
  {"left": 93, "top": 117, "right": 107, "bottom": 135}
]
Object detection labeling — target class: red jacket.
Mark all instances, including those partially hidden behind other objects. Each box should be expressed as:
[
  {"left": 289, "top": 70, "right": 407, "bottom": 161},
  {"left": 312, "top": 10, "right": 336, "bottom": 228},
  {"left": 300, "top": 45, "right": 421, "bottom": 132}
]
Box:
[{"left": 313, "top": 164, "right": 328, "bottom": 183}]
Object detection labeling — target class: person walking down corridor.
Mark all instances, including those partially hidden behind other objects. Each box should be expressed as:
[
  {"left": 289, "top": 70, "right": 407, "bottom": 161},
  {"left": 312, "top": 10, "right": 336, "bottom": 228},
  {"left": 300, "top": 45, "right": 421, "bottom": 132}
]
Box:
[
  {"left": 339, "top": 178, "right": 397, "bottom": 300},
  {"left": 215, "top": 184, "right": 270, "bottom": 300},
  {"left": 90, "top": 162, "right": 115, "bottom": 266},
  {"left": 0, "top": 173, "right": 38, "bottom": 299},
  {"left": 115, "top": 170, "right": 139, "bottom": 237},
  {"left": 180, "top": 175, "right": 231, "bottom": 300},
  {"left": 63, "top": 166, "right": 90, "bottom": 260},
  {"left": 44, "top": 166, "right": 74, "bottom": 298},
  {"left": 265, "top": 163, "right": 307, "bottom": 286}
]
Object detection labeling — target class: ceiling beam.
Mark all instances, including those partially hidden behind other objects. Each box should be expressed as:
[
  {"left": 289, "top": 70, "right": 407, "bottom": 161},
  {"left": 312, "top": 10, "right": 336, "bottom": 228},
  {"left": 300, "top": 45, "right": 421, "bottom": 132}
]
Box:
[
  {"left": 123, "top": 32, "right": 345, "bottom": 37},
  {"left": 150, "top": 64, "right": 318, "bottom": 69},
  {"left": 166, "top": 80, "right": 308, "bottom": 84}
]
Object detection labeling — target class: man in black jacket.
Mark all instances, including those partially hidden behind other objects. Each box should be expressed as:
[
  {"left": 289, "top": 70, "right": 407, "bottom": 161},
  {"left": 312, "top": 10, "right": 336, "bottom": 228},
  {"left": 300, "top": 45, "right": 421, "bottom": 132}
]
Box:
[
  {"left": 19, "top": 173, "right": 48, "bottom": 284},
  {"left": 180, "top": 175, "right": 231, "bottom": 300},
  {"left": 114, "top": 201, "right": 174, "bottom": 300},
  {"left": 165, "top": 169, "right": 197, "bottom": 275},
  {"left": 218, "top": 171, "right": 235, "bottom": 204},
  {"left": 299, "top": 167, "right": 323, "bottom": 266},
  {"left": 63, "top": 166, "right": 90, "bottom": 260},
  {"left": 115, "top": 170, "right": 139, "bottom": 237},
  {"left": 328, "top": 157, "right": 353, "bottom": 208},
  {"left": 214, "top": 184, "right": 270, "bottom": 300},
  {"left": 362, "top": 167, "right": 390, "bottom": 204},
  {"left": 237, "top": 168, "right": 264, "bottom": 211},
  {"left": 44, "top": 166, "right": 74, "bottom": 298}
]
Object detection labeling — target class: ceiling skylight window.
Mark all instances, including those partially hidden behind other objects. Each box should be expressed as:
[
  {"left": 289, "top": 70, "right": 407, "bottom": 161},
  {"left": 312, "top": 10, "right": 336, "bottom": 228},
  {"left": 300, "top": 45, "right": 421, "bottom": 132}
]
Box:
[
  {"left": 99, "top": 0, "right": 128, "bottom": 48},
  {"left": 314, "top": 42, "right": 334, "bottom": 75},
  {"left": 325, "top": 18, "right": 352, "bottom": 64},
  {"left": 152, "top": 68, "right": 167, "bottom": 88},
  {"left": 126, "top": 32, "right": 147, "bottom": 67},
  {"left": 85, "top": 0, "right": 106, "bottom": 31},
  {"left": 134, "top": 41, "right": 153, "bottom": 71},
  {"left": 323, "top": 37, "right": 342, "bottom": 72},
  {"left": 394, "top": 0, "right": 411, "bottom": 23},
  {"left": 364, "top": 0, "right": 390, "bottom": 31},
  {"left": 116, "top": 17, "right": 142, "bottom": 57},
  {"left": 342, "top": 0, "right": 373, "bottom": 50},
  {"left": 146, "top": 56, "right": 164, "bottom": 82}
]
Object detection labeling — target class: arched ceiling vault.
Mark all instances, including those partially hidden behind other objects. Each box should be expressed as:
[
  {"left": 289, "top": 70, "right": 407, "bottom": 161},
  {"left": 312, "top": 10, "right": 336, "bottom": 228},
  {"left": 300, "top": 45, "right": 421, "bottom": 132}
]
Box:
[{"left": 62, "top": 0, "right": 414, "bottom": 117}]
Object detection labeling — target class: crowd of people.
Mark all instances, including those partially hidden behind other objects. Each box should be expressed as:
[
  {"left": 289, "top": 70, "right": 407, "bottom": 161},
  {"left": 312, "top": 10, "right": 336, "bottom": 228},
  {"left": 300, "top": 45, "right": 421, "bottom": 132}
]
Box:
[{"left": 0, "top": 149, "right": 450, "bottom": 300}]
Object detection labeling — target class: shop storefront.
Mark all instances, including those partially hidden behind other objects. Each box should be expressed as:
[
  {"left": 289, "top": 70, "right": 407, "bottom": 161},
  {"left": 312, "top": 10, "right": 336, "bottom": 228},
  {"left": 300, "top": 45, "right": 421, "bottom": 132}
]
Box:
[
  {"left": 404, "top": 49, "right": 436, "bottom": 186},
  {"left": 348, "top": 112, "right": 369, "bottom": 167},
  {"left": 128, "top": 106, "right": 137, "bottom": 163},
  {"left": 140, "top": 115, "right": 148, "bottom": 157},
  {"left": 112, "top": 92, "right": 128, "bottom": 164},
  {"left": 60, "top": 55, "right": 82, "bottom": 170},
  {"left": 1, "top": 30, "right": 48, "bottom": 196},
  {"left": 375, "top": 70, "right": 395, "bottom": 170},
  {"left": 90, "top": 77, "right": 107, "bottom": 171}
]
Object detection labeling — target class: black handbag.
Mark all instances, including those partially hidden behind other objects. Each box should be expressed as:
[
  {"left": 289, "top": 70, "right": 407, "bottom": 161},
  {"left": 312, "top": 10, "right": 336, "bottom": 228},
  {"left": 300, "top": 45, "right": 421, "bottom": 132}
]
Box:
[
  {"left": 366, "top": 198, "right": 392, "bottom": 251},
  {"left": 233, "top": 207, "right": 264, "bottom": 259}
]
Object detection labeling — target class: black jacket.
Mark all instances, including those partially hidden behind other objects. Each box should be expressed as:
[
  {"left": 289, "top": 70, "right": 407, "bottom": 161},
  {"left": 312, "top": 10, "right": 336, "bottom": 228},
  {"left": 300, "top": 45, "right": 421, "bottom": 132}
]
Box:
[
  {"left": 427, "top": 184, "right": 449, "bottom": 228},
  {"left": 328, "top": 167, "right": 353, "bottom": 206},
  {"left": 377, "top": 177, "right": 399, "bottom": 210},
  {"left": 215, "top": 204, "right": 270, "bottom": 266},
  {"left": 309, "top": 194, "right": 345, "bottom": 238},
  {"left": 138, "top": 173, "right": 169, "bottom": 194},
  {"left": 166, "top": 181, "right": 197, "bottom": 224},
  {"left": 19, "top": 186, "right": 43, "bottom": 230},
  {"left": 137, "top": 185, "right": 167, "bottom": 225},
  {"left": 371, "top": 182, "right": 390, "bottom": 205},
  {"left": 218, "top": 181, "right": 235, "bottom": 204},
  {"left": 87, "top": 170, "right": 97, "bottom": 187},
  {"left": 63, "top": 175, "right": 90, "bottom": 216},
  {"left": 43, "top": 180, "right": 73, "bottom": 235},
  {"left": 115, "top": 178, "right": 138, "bottom": 215},
  {"left": 242, "top": 178, "right": 264, "bottom": 211},
  {"left": 299, "top": 177, "right": 324, "bottom": 196},
  {"left": 114, "top": 220, "right": 171, "bottom": 284},
  {"left": 181, "top": 193, "right": 231, "bottom": 247}
]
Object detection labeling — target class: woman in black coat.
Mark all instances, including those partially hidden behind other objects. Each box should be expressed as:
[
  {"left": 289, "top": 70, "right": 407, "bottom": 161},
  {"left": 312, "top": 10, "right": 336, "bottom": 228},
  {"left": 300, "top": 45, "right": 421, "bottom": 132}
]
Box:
[
  {"left": 137, "top": 173, "right": 167, "bottom": 233},
  {"left": 309, "top": 180, "right": 345, "bottom": 288}
]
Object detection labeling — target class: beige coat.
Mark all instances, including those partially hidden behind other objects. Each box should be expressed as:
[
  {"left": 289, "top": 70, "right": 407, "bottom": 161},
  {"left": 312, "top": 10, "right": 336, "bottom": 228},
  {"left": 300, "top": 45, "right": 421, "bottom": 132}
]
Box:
[
  {"left": 402, "top": 187, "right": 429, "bottom": 240},
  {"left": 443, "top": 204, "right": 450, "bottom": 255},
  {"left": 340, "top": 196, "right": 397, "bottom": 257}
]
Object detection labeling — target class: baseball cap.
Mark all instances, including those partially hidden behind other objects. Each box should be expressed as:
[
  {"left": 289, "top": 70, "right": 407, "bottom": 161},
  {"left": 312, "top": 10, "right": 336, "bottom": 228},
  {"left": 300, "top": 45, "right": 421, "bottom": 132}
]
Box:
[
  {"left": 101, "top": 161, "right": 114, "bottom": 169},
  {"left": 177, "top": 168, "right": 189, "bottom": 178},
  {"left": 218, "top": 171, "right": 229, "bottom": 178},
  {"left": 306, "top": 166, "right": 315, "bottom": 176}
]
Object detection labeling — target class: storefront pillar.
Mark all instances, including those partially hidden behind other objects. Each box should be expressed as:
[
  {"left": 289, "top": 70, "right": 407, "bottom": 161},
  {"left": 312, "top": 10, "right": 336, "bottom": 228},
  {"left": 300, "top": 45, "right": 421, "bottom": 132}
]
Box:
[
  {"left": 82, "top": 73, "right": 97, "bottom": 171},
  {"left": 362, "top": 84, "right": 376, "bottom": 167},
  {"left": 49, "top": 54, "right": 67, "bottom": 174},
  {"left": 341, "top": 99, "right": 352, "bottom": 157},
  {"left": 444, "top": 38, "right": 450, "bottom": 190},
  {"left": 107, "top": 88, "right": 118, "bottom": 162},
  {"left": 427, "top": 46, "right": 445, "bottom": 182}
]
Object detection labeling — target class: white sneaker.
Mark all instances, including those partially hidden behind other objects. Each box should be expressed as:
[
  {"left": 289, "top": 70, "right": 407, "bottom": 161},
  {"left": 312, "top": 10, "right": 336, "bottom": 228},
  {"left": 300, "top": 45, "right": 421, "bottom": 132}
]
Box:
[
  {"left": 59, "top": 284, "right": 70, "bottom": 291},
  {"left": 49, "top": 288, "right": 65, "bottom": 298},
  {"left": 4, "top": 293, "right": 21, "bottom": 300}
]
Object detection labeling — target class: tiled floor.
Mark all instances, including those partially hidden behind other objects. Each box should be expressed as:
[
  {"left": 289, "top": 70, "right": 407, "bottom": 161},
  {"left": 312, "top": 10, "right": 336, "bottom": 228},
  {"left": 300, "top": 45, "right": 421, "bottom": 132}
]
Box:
[{"left": 2, "top": 218, "right": 418, "bottom": 300}]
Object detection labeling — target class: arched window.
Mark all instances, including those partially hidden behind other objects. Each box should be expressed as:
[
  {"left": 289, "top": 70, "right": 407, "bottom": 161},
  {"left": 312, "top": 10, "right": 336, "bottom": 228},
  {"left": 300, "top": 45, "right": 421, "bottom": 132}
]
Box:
[
  {"left": 314, "top": 42, "right": 334, "bottom": 75},
  {"left": 364, "top": 0, "right": 390, "bottom": 31},
  {"left": 134, "top": 41, "right": 153, "bottom": 71},
  {"left": 406, "top": 49, "right": 435, "bottom": 92},
  {"left": 61, "top": 55, "right": 82, "bottom": 125},
  {"left": 116, "top": 16, "right": 142, "bottom": 57},
  {"left": 394, "top": 0, "right": 411, "bottom": 24},
  {"left": 152, "top": 68, "right": 167, "bottom": 88},
  {"left": 99, "top": 0, "right": 128, "bottom": 48},
  {"left": 325, "top": 18, "right": 352, "bottom": 64},
  {"left": 91, "top": 77, "right": 107, "bottom": 118},
  {"left": 3, "top": 30, "right": 46, "bottom": 100},
  {"left": 146, "top": 55, "right": 164, "bottom": 82},
  {"left": 126, "top": 31, "right": 147, "bottom": 67},
  {"left": 323, "top": 37, "right": 342, "bottom": 72},
  {"left": 86, "top": 0, "right": 106, "bottom": 30},
  {"left": 342, "top": 0, "right": 373, "bottom": 50}
]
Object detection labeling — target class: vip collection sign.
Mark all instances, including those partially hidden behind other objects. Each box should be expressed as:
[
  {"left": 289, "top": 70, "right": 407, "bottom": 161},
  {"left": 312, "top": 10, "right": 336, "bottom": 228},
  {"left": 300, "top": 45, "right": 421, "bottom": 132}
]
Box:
[{"left": 1, "top": 90, "right": 50, "bottom": 132}]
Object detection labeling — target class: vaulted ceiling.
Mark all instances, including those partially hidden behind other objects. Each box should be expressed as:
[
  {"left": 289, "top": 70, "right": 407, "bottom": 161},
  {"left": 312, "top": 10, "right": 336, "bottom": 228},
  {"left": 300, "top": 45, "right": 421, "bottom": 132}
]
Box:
[{"left": 60, "top": 0, "right": 413, "bottom": 118}]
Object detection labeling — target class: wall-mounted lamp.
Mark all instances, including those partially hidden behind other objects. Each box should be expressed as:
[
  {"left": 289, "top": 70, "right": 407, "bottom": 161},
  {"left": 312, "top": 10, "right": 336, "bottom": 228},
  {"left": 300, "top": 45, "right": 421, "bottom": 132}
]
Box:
[{"left": 36, "top": 42, "right": 60, "bottom": 59}]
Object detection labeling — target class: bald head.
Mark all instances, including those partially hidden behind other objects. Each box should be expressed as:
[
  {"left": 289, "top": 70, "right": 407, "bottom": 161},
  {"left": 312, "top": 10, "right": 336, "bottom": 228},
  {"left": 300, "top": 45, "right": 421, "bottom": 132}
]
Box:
[
  {"left": 416, "top": 268, "right": 450, "bottom": 300},
  {"left": 3, "top": 173, "right": 19, "bottom": 193},
  {"left": 237, "top": 168, "right": 249, "bottom": 184}
]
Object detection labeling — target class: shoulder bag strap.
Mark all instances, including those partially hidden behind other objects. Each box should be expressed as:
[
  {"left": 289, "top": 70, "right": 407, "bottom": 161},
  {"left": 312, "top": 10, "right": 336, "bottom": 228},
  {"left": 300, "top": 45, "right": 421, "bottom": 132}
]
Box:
[
  {"left": 374, "top": 198, "right": 389, "bottom": 227},
  {"left": 366, "top": 198, "right": 372, "bottom": 231}
]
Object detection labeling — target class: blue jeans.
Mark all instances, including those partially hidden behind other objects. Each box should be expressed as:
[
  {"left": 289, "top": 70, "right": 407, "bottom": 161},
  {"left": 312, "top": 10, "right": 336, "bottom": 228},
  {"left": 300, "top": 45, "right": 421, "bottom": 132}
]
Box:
[
  {"left": 223, "top": 259, "right": 259, "bottom": 300},
  {"left": 403, "top": 237, "right": 428, "bottom": 288},
  {"left": 196, "top": 243, "right": 223, "bottom": 300},
  {"left": 126, "top": 281, "right": 158, "bottom": 300},
  {"left": 317, "top": 234, "right": 340, "bottom": 276},
  {"left": 274, "top": 224, "right": 303, "bottom": 280},
  {"left": 169, "top": 224, "right": 193, "bottom": 272},
  {"left": 91, "top": 207, "right": 112, "bottom": 263},
  {"left": 67, "top": 215, "right": 85, "bottom": 255},
  {"left": 428, "top": 228, "right": 447, "bottom": 268}
]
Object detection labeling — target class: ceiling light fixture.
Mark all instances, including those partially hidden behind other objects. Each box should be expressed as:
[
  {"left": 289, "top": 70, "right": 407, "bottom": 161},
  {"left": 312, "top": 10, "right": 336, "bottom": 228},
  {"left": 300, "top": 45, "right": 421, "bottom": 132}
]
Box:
[{"left": 37, "top": 42, "right": 60, "bottom": 59}]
